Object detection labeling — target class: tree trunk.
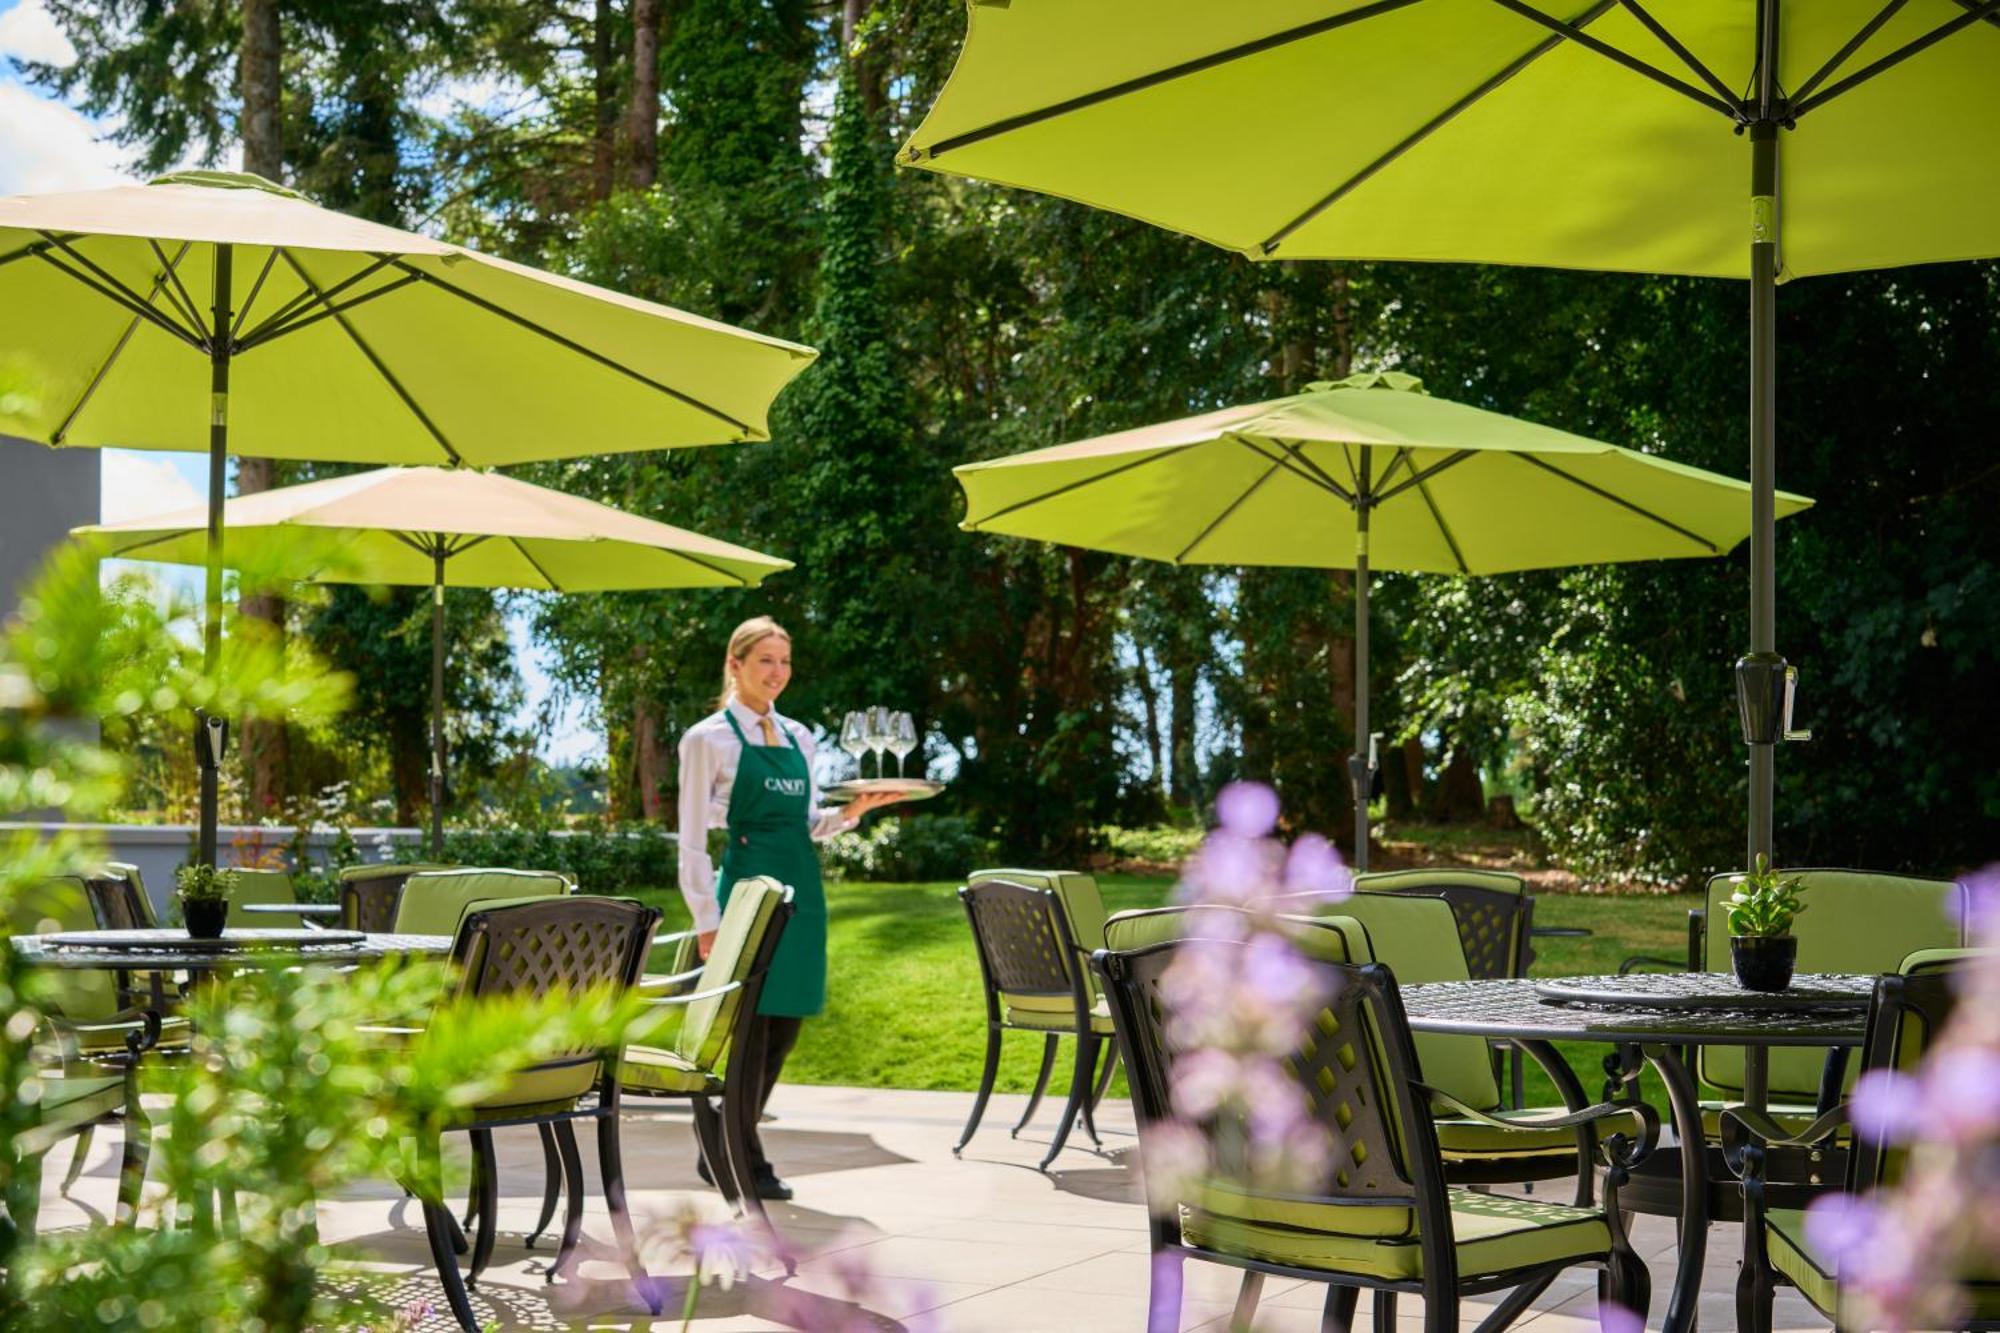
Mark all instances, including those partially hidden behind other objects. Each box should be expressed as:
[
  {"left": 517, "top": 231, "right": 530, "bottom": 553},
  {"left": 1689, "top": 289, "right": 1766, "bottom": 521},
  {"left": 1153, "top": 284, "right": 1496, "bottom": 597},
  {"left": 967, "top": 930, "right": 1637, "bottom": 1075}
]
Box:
[
  {"left": 627, "top": 0, "right": 662, "bottom": 188},
  {"left": 634, "top": 693, "right": 668, "bottom": 819},
  {"left": 1133, "top": 645, "right": 1166, "bottom": 802},
  {"left": 390, "top": 725, "right": 427, "bottom": 828},
  {"left": 842, "top": 0, "right": 885, "bottom": 114},
  {"left": 1382, "top": 741, "right": 1415, "bottom": 820},
  {"left": 239, "top": 0, "right": 282, "bottom": 181},
  {"left": 236, "top": 8, "right": 287, "bottom": 814},
  {"left": 1431, "top": 745, "right": 1487, "bottom": 823},
  {"left": 592, "top": 0, "right": 618, "bottom": 200},
  {"left": 1168, "top": 658, "right": 1197, "bottom": 806},
  {"left": 1402, "top": 736, "right": 1430, "bottom": 812}
]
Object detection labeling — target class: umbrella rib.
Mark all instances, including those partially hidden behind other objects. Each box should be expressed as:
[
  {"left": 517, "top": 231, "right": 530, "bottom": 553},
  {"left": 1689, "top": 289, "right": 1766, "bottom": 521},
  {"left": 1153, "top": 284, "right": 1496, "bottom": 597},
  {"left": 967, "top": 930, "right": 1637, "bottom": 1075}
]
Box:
[
  {"left": 280, "top": 250, "right": 464, "bottom": 466},
  {"left": 1261, "top": 2, "right": 1621, "bottom": 252},
  {"left": 662, "top": 545, "right": 757, "bottom": 587},
  {"left": 1374, "top": 449, "right": 1477, "bottom": 504},
  {"left": 1612, "top": 0, "right": 1740, "bottom": 106},
  {"left": 1275, "top": 440, "right": 1358, "bottom": 503},
  {"left": 509, "top": 537, "right": 566, "bottom": 593},
  {"left": 1413, "top": 477, "right": 1471, "bottom": 574},
  {"left": 51, "top": 241, "right": 194, "bottom": 445},
  {"left": 32, "top": 238, "right": 207, "bottom": 352},
  {"left": 1512, "top": 453, "right": 1717, "bottom": 551},
  {"left": 237, "top": 253, "right": 404, "bottom": 350},
  {"left": 381, "top": 258, "right": 758, "bottom": 438},
  {"left": 231, "top": 247, "right": 283, "bottom": 342},
  {"left": 1791, "top": 0, "right": 1912, "bottom": 105},
  {"left": 1232, "top": 435, "right": 1355, "bottom": 502},
  {"left": 1175, "top": 454, "right": 1286, "bottom": 563},
  {"left": 1374, "top": 447, "right": 1415, "bottom": 493},
  {"left": 963, "top": 445, "right": 1197, "bottom": 527},
  {"left": 144, "top": 238, "right": 209, "bottom": 340},
  {"left": 236, "top": 273, "right": 422, "bottom": 352},
  {"left": 1792, "top": 0, "right": 2000, "bottom": 117},
  {"left": 1485, "top": 0, "right": 1740, "bottom": 117},
  {"left": 919, "top": 0, "right": 1427, "bottom": 161}
]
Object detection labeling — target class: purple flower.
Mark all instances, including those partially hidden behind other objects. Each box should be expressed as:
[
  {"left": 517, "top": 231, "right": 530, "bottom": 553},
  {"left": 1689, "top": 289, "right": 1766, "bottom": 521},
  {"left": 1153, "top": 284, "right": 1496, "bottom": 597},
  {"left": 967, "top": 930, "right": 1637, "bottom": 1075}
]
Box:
[
  {"left": 1182, "top": 831, "right": 1278, "bottom": 904},
  {"left": 1926, "top": 1046, "right": 2000, "bottom": 1139},
  {"left": 1850, "top": 1069, "right": 1926, "bottom": 1144},
  {"left": 1960, "top": 862, "right": 2000, "bottom": 935},
  {"left": 1215, "top": 781, "right": 1280, "bottom": 838},
  {"left": 1805, "top": 1192, "right": 1883, "bottom": 1268},
  {"left": 1283, "top": 833, "right": 1351, "bottom": 898},
  {"left": 1169, "top": 1047, "right": 1244, "bottom": 1119},
  {"left": 1148, "top": 1251, "right": 1185, "bottom": 1333},
  {"left": 688, "top": 1219, "right": 764, "bottom": 1288},
  {"left": 1594, "top": 1300, "right": 1645, "bottom": 1333}
]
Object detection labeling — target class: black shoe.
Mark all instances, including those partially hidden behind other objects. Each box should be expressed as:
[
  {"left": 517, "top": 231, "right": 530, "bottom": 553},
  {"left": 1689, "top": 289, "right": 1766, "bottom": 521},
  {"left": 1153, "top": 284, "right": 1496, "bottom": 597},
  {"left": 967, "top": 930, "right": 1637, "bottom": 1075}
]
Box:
[{"left": 751, "top": 1166, "right": 793, "bottom": 1202}]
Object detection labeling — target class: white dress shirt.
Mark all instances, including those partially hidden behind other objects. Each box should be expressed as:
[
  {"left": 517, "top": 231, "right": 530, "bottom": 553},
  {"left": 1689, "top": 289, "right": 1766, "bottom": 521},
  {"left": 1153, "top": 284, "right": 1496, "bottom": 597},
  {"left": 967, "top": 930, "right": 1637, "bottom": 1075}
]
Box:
[{"left": 676, "top": 697, "right": 854, "bottom": 932}]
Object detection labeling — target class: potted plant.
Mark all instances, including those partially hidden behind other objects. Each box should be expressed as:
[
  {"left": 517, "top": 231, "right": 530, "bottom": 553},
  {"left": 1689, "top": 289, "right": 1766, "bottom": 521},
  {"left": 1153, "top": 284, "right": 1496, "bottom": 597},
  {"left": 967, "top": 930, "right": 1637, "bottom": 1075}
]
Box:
[
  {"left": 175, "top": 864, "right": 238, "bottom": 940},
  {"left": 1725, "top": 854, "right": 1808, "bottom": 992}
]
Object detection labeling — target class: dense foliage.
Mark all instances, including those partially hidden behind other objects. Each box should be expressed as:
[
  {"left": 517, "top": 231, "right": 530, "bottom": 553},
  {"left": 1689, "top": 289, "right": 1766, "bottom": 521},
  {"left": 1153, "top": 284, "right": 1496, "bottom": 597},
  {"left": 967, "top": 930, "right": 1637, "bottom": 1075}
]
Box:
[{"left": 29, "top": 1, "right": 1999, "bottom": 886}]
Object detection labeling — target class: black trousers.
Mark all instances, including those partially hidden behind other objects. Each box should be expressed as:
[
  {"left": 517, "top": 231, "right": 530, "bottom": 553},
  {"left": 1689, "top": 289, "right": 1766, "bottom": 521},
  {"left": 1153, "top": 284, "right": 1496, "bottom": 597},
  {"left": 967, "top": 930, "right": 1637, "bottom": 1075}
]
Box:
[{"left": 738, "top": 1013, "right": 803, "bottom": 1172}]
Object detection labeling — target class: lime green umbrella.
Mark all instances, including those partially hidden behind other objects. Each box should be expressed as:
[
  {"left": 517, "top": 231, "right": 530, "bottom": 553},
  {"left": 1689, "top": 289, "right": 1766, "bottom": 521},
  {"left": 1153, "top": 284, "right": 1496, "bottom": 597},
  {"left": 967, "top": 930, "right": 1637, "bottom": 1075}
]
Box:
[
  {"left": 77, "top": 466, "right": 793, "bottom": 854},
  {"left": 0, "top": 170, "right": 814, "bottom": 862},
  {"left": 904, "top": 0, "right": 2000, "bottom": 864},
  {"left": 956, "top": 372, "right": 1812, "bottom": 866}
]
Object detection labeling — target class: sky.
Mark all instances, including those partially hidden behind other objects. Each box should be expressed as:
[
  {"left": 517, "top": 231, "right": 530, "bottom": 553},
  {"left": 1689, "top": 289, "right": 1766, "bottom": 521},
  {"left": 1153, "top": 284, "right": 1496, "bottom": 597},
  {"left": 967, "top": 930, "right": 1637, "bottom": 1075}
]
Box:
[{"left": 1, "top": 0, "right": 604, "bottom": 764}]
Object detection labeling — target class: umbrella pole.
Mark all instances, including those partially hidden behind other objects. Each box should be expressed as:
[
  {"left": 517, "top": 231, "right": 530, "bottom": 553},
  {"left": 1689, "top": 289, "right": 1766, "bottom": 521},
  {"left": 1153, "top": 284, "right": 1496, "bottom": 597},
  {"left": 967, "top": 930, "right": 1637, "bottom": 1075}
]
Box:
[
  {"left": 1351, "top": 472, "right": 1373, "bottom": 872},
  {"left": 196, "top": 243, "right": 234, "bottom": 870},
  {"left": 1744, "top": 122, "right": 1779, "bottom": 866},
  {"left": 431, "top": 545, "right": 446, "bottom": 859}
]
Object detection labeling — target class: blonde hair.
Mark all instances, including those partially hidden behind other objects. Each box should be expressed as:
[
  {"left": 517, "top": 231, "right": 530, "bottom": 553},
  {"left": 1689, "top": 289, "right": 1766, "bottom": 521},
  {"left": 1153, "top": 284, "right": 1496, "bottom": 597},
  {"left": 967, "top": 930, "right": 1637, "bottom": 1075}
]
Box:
[{"left": 716, "top": 616, "right": 792, "bottom": 710}]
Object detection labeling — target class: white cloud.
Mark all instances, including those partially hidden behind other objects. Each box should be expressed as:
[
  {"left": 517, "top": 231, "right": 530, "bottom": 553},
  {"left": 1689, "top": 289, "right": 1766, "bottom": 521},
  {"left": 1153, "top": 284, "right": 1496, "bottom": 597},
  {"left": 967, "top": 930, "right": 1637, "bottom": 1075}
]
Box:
[
  {"left": 0, "top": 0, "right": 75, "bottom": 66},
  {"left": 0, "top": 81, "right": 133, "bottom": 194},
  {"left": 101, "top": 449, "right": 202, "bottom": 523}
]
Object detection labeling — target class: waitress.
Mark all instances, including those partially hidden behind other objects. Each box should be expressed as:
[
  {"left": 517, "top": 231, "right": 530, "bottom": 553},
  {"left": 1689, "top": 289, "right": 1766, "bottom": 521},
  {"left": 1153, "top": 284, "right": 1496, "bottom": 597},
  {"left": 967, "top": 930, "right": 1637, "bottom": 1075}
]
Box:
[{"left": 676, "top": 615, "right": 901, "bottom": 1200}]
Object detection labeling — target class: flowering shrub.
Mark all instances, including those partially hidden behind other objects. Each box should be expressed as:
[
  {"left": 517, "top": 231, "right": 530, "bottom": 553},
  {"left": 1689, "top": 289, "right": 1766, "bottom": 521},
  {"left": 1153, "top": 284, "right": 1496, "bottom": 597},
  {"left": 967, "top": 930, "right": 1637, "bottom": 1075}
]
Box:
[{"left": 1802, "top": 864, "right": 2000, "bottom": 1330}]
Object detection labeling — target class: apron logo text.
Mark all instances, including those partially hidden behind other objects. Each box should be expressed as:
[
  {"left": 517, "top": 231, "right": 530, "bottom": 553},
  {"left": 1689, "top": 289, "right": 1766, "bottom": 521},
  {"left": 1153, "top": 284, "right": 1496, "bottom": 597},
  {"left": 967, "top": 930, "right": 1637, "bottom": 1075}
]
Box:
[{"left": 763, "top": 777, "right": 807, "bottom": 796}]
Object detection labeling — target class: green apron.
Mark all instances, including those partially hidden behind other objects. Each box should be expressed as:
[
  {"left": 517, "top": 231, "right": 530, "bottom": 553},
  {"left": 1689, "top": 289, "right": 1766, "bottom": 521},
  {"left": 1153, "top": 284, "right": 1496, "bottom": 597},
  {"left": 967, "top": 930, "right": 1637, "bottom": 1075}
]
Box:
[{"left": 717, "top": 709, "right": 827, "bottom": 1018}]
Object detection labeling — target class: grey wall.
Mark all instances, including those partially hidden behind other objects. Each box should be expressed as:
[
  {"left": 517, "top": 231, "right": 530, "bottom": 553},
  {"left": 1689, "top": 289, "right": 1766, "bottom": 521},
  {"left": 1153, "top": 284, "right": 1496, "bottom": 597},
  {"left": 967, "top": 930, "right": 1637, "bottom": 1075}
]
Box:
[{"left": 0, "top": 435, "right": 98, "bottom": 614}]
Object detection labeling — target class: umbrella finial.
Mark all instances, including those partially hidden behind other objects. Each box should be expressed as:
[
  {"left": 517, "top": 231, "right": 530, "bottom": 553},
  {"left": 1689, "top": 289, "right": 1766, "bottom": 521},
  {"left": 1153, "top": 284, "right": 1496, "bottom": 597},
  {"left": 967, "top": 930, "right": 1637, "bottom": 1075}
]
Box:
[{"left": 1304, "top": 370, "right": 1426, "bottom": 395}]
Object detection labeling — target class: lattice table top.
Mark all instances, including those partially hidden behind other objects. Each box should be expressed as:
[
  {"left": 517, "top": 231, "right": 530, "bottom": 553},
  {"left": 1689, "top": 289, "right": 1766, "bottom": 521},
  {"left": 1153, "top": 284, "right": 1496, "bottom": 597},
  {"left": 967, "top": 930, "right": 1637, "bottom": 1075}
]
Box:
[
  {"left": 1401, "top": 977, "right": 1870, "bottom": 1047},
  {"left": 1534, "top": 971, "right": 1876, "bottom": 1012}
]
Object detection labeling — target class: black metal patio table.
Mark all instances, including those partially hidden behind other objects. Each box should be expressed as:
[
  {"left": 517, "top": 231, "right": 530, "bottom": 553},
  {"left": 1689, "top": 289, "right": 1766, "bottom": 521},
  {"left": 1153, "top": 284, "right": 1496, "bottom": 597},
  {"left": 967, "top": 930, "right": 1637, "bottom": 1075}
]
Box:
[
  {"left": 11, "top": 927, "right": 452, "bottom": 974},
  {"left": 1402, "top": 973, "right": 1870, "bottom": 1333}
]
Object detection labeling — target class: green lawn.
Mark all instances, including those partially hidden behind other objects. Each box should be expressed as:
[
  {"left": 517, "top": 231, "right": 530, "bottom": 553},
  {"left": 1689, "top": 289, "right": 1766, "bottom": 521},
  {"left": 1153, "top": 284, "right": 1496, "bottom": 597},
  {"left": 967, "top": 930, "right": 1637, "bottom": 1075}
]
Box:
[{"left": 624, "top": 878, "right": 1698, "bottom": 1110}]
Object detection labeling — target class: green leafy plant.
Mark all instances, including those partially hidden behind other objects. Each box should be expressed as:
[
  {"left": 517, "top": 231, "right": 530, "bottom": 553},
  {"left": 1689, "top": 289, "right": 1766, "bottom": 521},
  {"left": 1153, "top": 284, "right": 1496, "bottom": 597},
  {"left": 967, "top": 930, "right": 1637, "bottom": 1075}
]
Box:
[
  {"left": 1725, "top": 854, "right": 1808, "bottom": 937},
  {"left": 173, "top": 862, "right": 239, "bottom": 904}
]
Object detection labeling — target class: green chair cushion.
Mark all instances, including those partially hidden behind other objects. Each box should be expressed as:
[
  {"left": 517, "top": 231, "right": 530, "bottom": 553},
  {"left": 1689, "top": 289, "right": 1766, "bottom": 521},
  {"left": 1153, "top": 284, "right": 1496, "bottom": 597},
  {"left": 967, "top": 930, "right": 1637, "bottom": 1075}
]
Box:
[
  {"left": 1002, "top": 994, "right": 1116, "bottom": 1034},
  {"left": 1765, "top": 1208, "right": 1840, "bottom": 1316},
  {"left": 1355, "top": 869, "right": 1527, "bottom": 898},
  {"left": 391, "top": 868, "right": 571, "bottom": 937},
  {"left": 1289, "top": 893, "right": 1504, "bottom": 1116},
  {"left": 1433, "top": 1111, "right": 1592, "bottom": 1158},
  {"left": 226, "top": 868, "right": 302, "bottom": 929},
  {"left": 341, "top": 861, "right": 454, "bottom": 883},
  {"left": 1701, "top": 869, "right": 1966, "bottom": 1099},
  {"left": 620, "top": 1044, "right": 723, "bottom": 1096},
  {"left": 1104, "top": 907, "right": 1368, "bottom": 965},
  {"left": 677, "top": 877, "right": 787, "bottom": 1069},
  {"left": 1182, "top": 1188, "right": 1609, "bottom": 1281},
  {"left": 16, "top": 1074, "right": 125, "bottom": 1156}
]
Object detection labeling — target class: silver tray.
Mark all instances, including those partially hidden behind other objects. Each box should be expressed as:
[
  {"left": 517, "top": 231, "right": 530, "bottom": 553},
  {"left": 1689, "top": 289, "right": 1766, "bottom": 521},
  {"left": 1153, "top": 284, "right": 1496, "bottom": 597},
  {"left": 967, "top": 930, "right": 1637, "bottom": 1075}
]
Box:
[{"left": 822, "top": 778, "right": 945, "bottom": 805}]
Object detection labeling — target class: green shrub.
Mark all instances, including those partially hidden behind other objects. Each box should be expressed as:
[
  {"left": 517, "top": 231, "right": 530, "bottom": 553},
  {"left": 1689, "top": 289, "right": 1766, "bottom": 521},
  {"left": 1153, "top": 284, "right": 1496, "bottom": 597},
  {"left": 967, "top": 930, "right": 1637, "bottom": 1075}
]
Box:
[
  {"left": 391, "top": 822, "right": 676, "bottom": 893},
  {"left": 825, "top": 815, "right": 997, "bottom": 883},
  {"left": 1095, "top": 823, "right": 1204, "bottom": 867}
]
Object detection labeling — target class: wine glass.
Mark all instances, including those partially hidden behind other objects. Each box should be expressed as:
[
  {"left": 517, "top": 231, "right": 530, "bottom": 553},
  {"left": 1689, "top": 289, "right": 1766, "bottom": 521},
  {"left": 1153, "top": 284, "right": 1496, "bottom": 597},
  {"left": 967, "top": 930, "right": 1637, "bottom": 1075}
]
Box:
[
  {"left": 839, "top": 711, "right": 869, "bottom": 780},
  {"left": 864, "top": 706, "right": 893, "bottom": 781},
  {"left": 888, "top": 711, "right": 918, "bottom": 778}
]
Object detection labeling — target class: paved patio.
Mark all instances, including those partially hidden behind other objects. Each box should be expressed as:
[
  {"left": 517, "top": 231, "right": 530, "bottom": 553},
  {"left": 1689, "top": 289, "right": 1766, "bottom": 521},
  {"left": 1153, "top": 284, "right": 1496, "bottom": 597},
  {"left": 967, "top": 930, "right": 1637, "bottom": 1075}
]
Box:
[{"left": 37, "top": 1082, "right": 1827, "bottom": 1330}]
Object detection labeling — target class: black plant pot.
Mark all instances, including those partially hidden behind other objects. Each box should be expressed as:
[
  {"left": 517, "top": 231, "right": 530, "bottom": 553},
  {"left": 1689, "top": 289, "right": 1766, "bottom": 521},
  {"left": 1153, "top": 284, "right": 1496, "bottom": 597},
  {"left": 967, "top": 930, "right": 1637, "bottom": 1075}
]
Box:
[
  {"left": 1731, "top": 935, "right": 1797, "bottom": 992},
  {"left": 182, "top": 898, "right": 227, "bottom": 940}
]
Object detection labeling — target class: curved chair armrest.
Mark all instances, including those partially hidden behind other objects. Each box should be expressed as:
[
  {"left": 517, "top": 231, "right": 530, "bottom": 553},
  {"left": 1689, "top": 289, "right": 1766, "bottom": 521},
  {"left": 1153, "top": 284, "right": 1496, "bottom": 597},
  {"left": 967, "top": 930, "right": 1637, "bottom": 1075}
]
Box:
[
  {"left": 641, "top": 980, "right": 742, "bottom": 1009},
  {"left": 637, "top": 967, "right": 707, "bottom": 992},
  {"left": 1420, "top": 1082, "right": 1661, "bottom": 1167},
  {"left": 42, "top": 1009, "right": 171, "bottom": 1066},
  {"left": 1719, "top": 1103, "right": 1850, "bottom": 1181},
  {"left": 651, "top": 928, "right": 702, "bottom": 948}
]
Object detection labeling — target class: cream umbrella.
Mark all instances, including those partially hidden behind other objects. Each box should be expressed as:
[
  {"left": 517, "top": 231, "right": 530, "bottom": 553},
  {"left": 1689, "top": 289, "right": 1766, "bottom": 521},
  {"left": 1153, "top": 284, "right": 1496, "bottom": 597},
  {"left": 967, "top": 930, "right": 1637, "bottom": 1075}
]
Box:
[
  {"left": 1, "top": 170, "right": 814, "bottom": 861},
  {"left": 79, "top": 466, "right": 794, "bottom": 854}
]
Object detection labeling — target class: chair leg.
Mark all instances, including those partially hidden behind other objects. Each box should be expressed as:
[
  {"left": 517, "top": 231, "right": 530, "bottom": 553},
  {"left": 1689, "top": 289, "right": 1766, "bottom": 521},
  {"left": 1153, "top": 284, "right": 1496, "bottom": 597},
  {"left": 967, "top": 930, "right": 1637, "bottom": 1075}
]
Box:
[
  {"left": 1231, "top": 1271, "right": 1264, "bottom": 1330},
  {"left": 1038, "top": 1032, "right": 1096, "bottom": 1171},
  {"left": 1088, "top": 1042, "right": 1118, "bottom": 1114},
  {"left": 956, "top": 1023, "right": 1003, "bottom": 1155},
  {"left": 12, "top": 1149, "right": 44, "bottom": 1245},
  {"left": 1145, "top": 1246, "right": 1183, "bottom": 1333},
  {"left": 524, "top": 1124, "right": 561, "bottom": 1248},
  {"left": 468, "top": 1129, "right": 499, "bottom": 1285},
  {"left": 1371, "top": 1291, "right": 1397, "bottom": 1332},
  {"left": 1013, "top": 1033, "right": 1058, "bottom": 1138},
  {"left": 1471, "top": 1269, "right": 1556, "bottom": 1333},
  {"left": 418, "top": 1138, "right": 481, "bottom": 1333},
  {"left": 549, "top": 1121, "right": 587, "bottom": 1282},
  {"left": 60, "top": 1125, "right": 94, "bottom": 1196},
  {"left": 690, "top": 1096, "right": 737, "bottom": 1202},
  {"left": 1736, "top": 1246, "right": 1771, "bottom": 1333},
  {"left": 596, "top": 1111, "right": 658, "bottom": 1315},
  {"left": 117, "top": 1104, "right": 150, "bottom": 1226},
  {"left": 721, "top": 1076, "right": 791, "bottom": 1274},
  {"left": 1322, "top": 1285, "right": 1359, "bottom": 1333},
  {"left": 1077, "top": 1037, "right": 1105, "bottom": 1149}
]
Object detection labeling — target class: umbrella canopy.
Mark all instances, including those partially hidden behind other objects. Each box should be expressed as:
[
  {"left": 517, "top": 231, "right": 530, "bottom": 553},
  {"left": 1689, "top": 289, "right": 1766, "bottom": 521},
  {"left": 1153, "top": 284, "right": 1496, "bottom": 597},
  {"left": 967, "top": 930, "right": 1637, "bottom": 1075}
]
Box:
[
  {"left": 79, "top": 466, "right": 793, "bottom": 852},
  {"left": 905, "top": 0, "right": 2000, "bottom": 868},
  {"left": 2, "top": 169, "right": 815, "bottom": 863},
  {"left": 956, "top": 372, "right": 1813, "bottom": 866}
]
